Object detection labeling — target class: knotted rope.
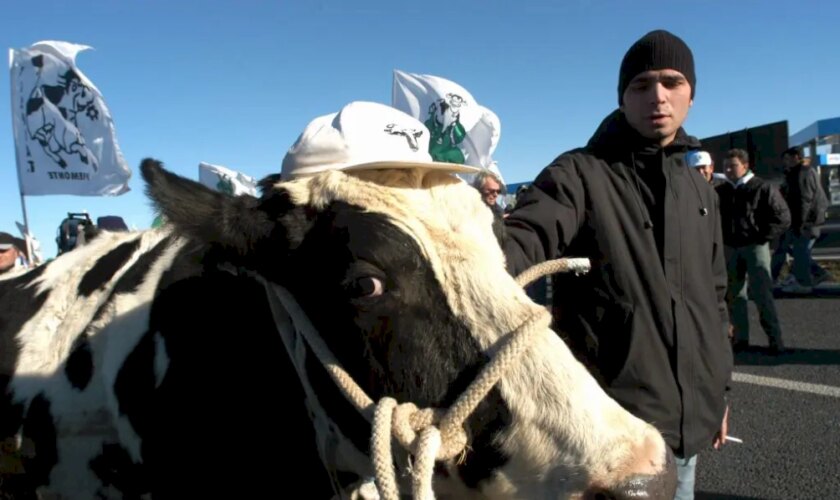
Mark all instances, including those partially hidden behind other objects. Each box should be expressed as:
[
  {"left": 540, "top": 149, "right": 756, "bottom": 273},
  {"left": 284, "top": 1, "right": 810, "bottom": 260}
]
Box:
[{"left": 260, "top": 257, "right": 590, "bottom": 500}]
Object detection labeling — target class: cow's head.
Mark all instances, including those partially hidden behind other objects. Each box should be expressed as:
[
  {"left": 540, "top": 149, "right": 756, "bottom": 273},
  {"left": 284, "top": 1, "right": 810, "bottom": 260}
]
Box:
[
  {"left": 58, "top": 69, "right": 93, "bottom": 113},
  {"left": 141, "top": 158, "right": 676, "bottom": 499}
]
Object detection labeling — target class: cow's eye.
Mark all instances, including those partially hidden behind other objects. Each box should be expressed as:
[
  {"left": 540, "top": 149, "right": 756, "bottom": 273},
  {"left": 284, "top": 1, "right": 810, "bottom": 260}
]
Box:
[{"left": 348, "top": 276, "right": 384, "bottom": 298}]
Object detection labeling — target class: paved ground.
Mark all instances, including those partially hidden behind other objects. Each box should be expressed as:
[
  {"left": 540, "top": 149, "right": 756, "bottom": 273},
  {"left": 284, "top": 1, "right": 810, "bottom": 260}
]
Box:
[{"left": 695, "top": 297, "right": 840, "bottom": 499}]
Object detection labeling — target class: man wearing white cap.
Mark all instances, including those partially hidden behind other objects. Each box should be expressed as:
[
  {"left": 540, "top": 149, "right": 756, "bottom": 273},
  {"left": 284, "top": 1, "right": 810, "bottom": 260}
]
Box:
[
  {"left": 0, "top": 232, "right": 26, "bottom": 275},
  {"left": 685, "top": 150, "right": 717, "bottom": 185}
]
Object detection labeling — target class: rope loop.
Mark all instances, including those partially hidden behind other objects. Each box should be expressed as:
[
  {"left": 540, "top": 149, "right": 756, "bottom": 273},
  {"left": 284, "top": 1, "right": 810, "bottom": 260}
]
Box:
[{"left": 260, "top": 257, "right": 590, "bottom": 499}]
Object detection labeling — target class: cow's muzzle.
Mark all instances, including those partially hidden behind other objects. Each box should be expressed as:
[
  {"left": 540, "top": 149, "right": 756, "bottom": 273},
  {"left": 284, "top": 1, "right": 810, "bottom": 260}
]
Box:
[{"left": 585, "top": 447, "right": 677, "bottom": 500}]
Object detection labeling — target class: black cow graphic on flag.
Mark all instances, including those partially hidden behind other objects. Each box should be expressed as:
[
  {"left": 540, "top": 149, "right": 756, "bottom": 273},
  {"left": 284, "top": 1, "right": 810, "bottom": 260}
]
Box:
[{"left": 25, "top": 55, "right": 100, "bottom": 171}]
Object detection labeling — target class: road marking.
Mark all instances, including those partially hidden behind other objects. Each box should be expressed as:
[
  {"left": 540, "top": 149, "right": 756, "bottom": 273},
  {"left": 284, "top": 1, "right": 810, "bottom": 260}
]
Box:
[{"left": 733, "top": 372, "right": 840, "bottom": 398}]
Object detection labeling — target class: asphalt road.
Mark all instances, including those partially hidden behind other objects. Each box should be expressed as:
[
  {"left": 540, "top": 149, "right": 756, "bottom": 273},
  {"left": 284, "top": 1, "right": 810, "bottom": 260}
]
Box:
[{"left": 695, "top": 297, "right": 840, "bottom": 499}]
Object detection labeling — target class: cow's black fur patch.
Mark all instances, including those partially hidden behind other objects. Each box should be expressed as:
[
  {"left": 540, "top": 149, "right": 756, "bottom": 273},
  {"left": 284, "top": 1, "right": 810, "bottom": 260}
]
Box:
[
  {"left": 65, "top": 332, "right": 93, "bottom": 391},
  {"left": 0, "top": 264, "right": 49, "bottom": 378},
  {"left": 1, "top": 265, "right": 51, "bottom": 497},
  {"left": 77, "top": 239, "right": 141, "bottom": 297},
  {"left": 114, "top": 332, "right": 157, "bottom": 435},
  {"left": 116, "top": 262, "right": 335, "bottom": 498},
  {"left": 19, "top": 394, "right": 58, "bottom": 492},
  {"left": 112, "top": 236, "right": 172, "bottom": 295},
  {"left": 89, "top": 443, "right": 149, "bottom": 498}
]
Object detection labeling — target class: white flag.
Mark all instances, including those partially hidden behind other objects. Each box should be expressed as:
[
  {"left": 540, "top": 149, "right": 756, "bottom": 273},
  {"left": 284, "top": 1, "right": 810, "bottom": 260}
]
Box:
[
  {"left": 15, "top": 221, "right": 43, "bottom": 265},
  {"left": 391, "top": 69, "right": 501, "bottom": 171},
  {"left": 198, "top": 162, "right": 258, "bottom": 197},
  {"left": 9, "top": 41, "right": 131, "bottom": 196}
]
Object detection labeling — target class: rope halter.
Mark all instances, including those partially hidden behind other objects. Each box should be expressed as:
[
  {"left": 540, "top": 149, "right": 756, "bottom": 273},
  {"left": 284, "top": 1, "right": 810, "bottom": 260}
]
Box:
[{"left": 260, "top": 257, "right": 590, "bottom": 500}]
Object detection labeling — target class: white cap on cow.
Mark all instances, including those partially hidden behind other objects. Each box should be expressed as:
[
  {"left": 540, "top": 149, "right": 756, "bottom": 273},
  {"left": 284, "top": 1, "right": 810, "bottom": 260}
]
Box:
[{"left": 281, "top": 101, "right": 480, "bottom": 179}]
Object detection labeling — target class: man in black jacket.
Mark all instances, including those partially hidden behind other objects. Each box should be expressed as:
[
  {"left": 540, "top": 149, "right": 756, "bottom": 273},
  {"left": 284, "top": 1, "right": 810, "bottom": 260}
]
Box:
[
  {"left": 771, "top": 147, "right": 831, "bottom": 293},
  {"left": 503, "top": 30, "right": 731, "bottom": 500},
  {"left": 716, "top": 149, "right": 790, "bottom": 353}
]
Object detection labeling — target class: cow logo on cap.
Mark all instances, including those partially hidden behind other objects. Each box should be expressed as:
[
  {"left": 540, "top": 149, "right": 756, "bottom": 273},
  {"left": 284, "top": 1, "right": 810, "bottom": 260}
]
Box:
[{"left": 384, "top": 123, "right": 423, "bottom": 152}]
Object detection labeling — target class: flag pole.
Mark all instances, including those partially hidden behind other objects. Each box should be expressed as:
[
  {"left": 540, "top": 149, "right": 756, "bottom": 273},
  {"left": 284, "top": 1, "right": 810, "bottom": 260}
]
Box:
[
  {"left": 17, "top": 193, "right": 34, "bottom": 266},
  {"left": 9, "top": 48, "right": 34, "bottom": 266}
]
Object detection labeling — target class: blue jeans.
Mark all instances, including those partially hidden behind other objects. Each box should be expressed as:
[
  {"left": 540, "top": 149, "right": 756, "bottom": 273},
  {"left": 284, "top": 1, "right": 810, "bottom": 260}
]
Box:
[
  {"left": 725, "top": 243, "right": 784, "bottom": 347},
  {"left": 771, "top": 231, "right": 827, "bottom": 286},
  {"left": 674, "top": 454, "right": 697, "bottom": 500}
]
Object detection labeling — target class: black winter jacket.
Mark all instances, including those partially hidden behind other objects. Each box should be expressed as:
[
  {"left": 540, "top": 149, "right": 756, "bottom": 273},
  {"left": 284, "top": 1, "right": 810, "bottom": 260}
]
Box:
[
  {"left": 715, "top": 175, "right": 791, "bottom": 247},
  {"left": 782, "top": 164, "right": 827, "bottom": 238},
  {"left": 503, "top": 110, "right": 732, "bottom": 458}
]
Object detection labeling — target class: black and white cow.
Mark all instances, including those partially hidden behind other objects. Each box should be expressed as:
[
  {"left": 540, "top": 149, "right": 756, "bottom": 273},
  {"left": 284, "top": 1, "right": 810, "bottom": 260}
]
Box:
[{"left": 0, "top": 160, "right": 676, "bottom": 499}]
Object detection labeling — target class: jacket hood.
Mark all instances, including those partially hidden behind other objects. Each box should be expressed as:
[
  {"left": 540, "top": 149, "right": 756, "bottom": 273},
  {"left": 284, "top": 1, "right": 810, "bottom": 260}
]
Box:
[{"left": 585, "top": 109, "right": 701, "bottom": 159}]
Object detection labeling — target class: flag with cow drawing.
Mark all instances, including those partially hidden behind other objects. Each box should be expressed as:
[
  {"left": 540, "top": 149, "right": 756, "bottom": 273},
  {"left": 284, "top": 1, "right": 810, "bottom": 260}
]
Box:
[
  {"left": 391, "top": 70, "right": 501, "bottom": 178},
  {"left": 9, "top": 41, "right": 131, "bottom": 196},
  {"left": 198, "top": 162, "right": 259, "bottom": 197}
]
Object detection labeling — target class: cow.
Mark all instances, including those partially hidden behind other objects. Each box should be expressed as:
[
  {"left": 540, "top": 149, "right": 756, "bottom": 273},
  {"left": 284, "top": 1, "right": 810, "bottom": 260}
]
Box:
[{"left": 0, "top": 159, "right": 677, "bottom": 499}]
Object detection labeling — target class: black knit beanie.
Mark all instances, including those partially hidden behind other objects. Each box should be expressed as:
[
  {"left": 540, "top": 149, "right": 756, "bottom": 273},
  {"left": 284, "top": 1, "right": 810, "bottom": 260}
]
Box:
[{"left": 618, "top": 30, "right": 696, "bottom": 105}]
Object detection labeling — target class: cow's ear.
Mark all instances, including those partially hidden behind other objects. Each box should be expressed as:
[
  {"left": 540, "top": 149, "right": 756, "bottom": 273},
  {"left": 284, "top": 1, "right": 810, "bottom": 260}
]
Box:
[{"left": 141, "top": 158, "right": 278, "bottom": 257}]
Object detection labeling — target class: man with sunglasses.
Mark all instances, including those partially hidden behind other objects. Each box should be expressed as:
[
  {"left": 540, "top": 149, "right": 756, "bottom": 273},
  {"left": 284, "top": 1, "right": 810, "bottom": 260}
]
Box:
[{"left": 473, "top": 170, "right": 505, "bottom": 214}]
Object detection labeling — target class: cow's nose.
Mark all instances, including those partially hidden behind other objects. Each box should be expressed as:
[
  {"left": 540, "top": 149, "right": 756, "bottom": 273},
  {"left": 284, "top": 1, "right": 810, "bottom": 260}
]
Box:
[{"left": 587, "top": 447, "right": 677, "bottom": 500}]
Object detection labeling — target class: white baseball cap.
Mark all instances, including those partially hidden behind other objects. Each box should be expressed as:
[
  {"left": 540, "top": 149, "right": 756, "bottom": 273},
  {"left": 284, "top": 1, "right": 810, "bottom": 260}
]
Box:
[
  {"left": 0, "top": 232, "right": 22, "bottom": 252},
  {"left": 685, "top": 150, "right": 713, "bottom": 168},
  {"left": 281, "top": 101, "right": 480, "bottom": 179}
]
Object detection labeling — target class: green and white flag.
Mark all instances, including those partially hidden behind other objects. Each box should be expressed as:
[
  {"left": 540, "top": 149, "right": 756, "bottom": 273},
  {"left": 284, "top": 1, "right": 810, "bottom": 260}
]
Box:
[
  {"left": 391, "top": 69, "right": 500, "bottom": 172},
  {"left": 198, "top": 162, "right": 258, "bottom": 197}
]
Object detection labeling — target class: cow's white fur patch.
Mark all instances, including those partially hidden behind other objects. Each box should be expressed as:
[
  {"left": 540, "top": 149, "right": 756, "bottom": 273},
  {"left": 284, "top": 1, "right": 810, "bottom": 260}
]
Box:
[{"left": 280, "top": 169, "right": 664, "bottom": 495}]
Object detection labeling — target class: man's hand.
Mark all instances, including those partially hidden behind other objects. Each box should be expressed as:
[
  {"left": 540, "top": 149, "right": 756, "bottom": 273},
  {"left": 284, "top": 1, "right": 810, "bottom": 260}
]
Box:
[{"left": 712, "top": 405, "right": 729, "bottom": 450}]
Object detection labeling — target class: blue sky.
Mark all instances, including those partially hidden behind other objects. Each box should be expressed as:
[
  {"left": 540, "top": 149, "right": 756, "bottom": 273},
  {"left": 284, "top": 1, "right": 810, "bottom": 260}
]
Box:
[{"left": 2, "top": 0, "right": 838, "bottom": 259}]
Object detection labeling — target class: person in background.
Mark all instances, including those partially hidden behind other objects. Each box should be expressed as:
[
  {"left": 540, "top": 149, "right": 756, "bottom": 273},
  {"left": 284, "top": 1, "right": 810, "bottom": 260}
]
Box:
[
  {"left": 771, "top": 147, "right": 831, "bottom": 293},
  {"left": 685, "top": 150, "right": 719, "bottom": 185},
  {"left": 716, "top": 149, "right": 790, "bottom": 354},
  {"left": 472, "top": 170, "right": 506, "bottom": 215},
  {"left": 472, "top": 170, "right": 507, "bottom": 239},
  {"left": 502, "top": 29, "right": 732, "bottom": 500},
  {"left": 0, "top": 232, "right": 27, "bottom": 276}
]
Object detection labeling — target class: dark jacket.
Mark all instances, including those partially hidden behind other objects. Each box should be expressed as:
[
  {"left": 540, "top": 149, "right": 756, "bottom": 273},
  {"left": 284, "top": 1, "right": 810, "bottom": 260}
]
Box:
[
  {"left": 715, "top": 174, "right": 791, "bottom": 247},
  {"left": 503, "top": 110, "right": 732, "bottom": 458},
  {"left": 782, "top": 163, "right": 828, "bottom": 238}
]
